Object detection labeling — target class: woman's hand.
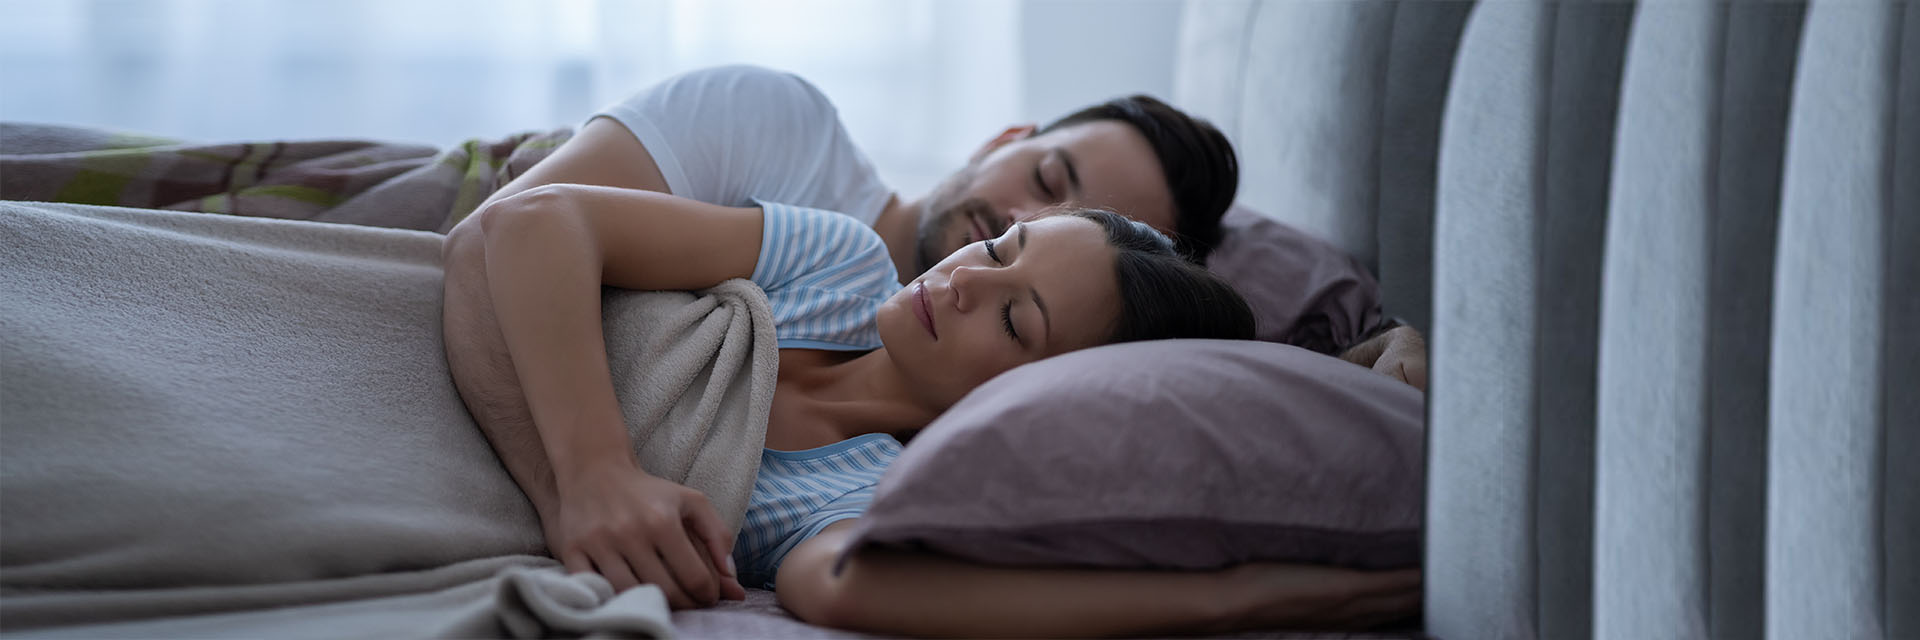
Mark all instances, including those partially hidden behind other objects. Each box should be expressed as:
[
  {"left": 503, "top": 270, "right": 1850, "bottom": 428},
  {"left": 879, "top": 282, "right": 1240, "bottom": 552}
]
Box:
[
  {"left": 1225, "top": 563, "right": 1422, "bottom": 631},
  {"left": 549, "top": 463, "right": 747, "bottom": 609}
]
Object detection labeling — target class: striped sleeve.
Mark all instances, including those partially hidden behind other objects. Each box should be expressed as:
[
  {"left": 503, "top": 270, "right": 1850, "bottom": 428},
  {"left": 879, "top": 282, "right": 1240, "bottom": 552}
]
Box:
[
  {"left": 742, "top": 484, "right": 876, "bottom": 590},
  {"left": 731, "top": 433, "right": 903, "bottom": 590},
  {"left": 749, "top": 200, "right": 899, "bottom": 350}
]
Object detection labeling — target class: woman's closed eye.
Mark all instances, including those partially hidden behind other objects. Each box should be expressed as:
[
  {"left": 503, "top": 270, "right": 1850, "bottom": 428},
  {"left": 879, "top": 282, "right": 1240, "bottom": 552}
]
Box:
[
  {"left": 982, "top": 240, "right": 1023, "bottom": 343},
  {"left": 1001, "top": 302, "right": 1020, "bottom": 342}
]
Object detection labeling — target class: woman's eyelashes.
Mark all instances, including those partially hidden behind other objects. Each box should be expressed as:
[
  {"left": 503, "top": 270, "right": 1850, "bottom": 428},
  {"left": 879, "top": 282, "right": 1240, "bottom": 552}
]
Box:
[
  {"left": 1001, "top": 303, "right": 1020, "bottom": 341},
  {"left": 981, "top": 239, "right": 1022, "bottom": 344}
]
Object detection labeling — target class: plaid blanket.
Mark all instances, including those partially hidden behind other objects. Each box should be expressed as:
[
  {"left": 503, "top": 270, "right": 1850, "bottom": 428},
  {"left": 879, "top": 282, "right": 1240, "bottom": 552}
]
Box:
[{"left": 0, "top": 123, "right": 571, "bottom": 233}]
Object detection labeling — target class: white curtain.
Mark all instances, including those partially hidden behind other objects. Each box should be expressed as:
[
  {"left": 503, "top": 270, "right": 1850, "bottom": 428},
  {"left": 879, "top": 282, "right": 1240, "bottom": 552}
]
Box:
[{"left": 0, "top": 0, "right": 1026, "bottom": 194}]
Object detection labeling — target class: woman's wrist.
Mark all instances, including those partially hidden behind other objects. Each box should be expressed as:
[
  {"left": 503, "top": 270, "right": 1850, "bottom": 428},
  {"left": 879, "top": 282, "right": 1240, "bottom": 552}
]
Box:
[{"left": 551, "top": 442, "right": 643, "bottom": 495}]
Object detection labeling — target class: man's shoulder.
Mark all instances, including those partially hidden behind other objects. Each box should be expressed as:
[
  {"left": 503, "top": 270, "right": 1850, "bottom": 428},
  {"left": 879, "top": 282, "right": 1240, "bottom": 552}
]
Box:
[{"left": 669, "top": 65, "right": 836, "bottom": 115}]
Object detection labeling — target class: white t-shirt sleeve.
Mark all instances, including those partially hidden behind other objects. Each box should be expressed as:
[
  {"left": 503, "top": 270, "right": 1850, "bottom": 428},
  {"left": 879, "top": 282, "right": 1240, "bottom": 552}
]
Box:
[{"left": 593, "top": 65, "right": 893, "bottom": 226}]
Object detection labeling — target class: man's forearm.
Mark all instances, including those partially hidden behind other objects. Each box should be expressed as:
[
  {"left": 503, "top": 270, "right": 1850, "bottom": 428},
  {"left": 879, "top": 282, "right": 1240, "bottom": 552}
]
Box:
[{"left": 442, "top": 224, "right": 562, "bottom": 522}]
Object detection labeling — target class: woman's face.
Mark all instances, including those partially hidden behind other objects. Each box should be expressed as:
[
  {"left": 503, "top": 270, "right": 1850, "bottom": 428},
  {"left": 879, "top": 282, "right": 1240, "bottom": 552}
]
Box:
[{"left": 877, "top": 215, "right": 1121, "bottom": 408}]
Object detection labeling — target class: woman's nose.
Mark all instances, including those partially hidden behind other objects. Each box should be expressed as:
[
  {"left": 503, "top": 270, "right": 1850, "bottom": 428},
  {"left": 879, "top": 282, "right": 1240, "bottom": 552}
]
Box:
[{"left": 949, "top": 265, "right": 994, "bottom": 312}]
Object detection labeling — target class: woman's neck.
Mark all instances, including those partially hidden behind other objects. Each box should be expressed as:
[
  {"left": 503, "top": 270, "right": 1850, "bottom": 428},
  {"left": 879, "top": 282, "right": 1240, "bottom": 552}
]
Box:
[{"left": 776, "top": 348, "right": 939, "bottom": 445}]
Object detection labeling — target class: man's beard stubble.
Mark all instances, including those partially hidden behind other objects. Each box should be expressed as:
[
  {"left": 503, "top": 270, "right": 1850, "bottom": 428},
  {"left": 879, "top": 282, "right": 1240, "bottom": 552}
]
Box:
[{"left": 914, "top": 162, "right": 988, "bottom": 275}]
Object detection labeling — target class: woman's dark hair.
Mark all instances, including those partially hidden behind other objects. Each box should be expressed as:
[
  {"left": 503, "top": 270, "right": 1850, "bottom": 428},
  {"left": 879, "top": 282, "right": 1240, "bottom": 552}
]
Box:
[
  {"left": 1039, "top": 95, "right": 1238, "bottom": 264},
  {"left": 1063, "top": 208, "right": 1256, "bottom": 344}
]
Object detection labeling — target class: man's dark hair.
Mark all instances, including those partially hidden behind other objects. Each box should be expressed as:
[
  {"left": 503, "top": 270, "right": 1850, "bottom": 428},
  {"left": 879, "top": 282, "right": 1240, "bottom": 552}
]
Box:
[
  {"left": 1039, "top": 95, "right": 1238, "bottom": 263},
  {"left": 1065, "top": 208, "right": 1256, "bottom": 343}
]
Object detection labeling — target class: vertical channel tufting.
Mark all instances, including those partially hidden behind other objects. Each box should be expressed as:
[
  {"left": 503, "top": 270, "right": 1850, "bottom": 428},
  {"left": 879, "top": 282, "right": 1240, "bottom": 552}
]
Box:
[
  {"left": 1767, "top": 0, "right": 1898, "bottom": 637},
  {"left": 1533, "top": 4, "right": 1632, "bottom": 640},
  {"left": 1883, "top": 7, "right": 1920, "bottom": 639},
  {"left": 1377, "top": 1, "right": 1473, "bottom": 334},
  {"left": 1427, "top": 2, "right": 1553, "bottom": 637},
  {"left": 1231, "top": 1, "right": 1395, "bottom": 268},
  {"left": 1706, "top": 4, "right": 1804, "bottom": 639},
  {"left": 1593, "top": 2, "right": 1721, "bottom": 636},
  {"left": 1172, "top": 0, "right": 1258, "bottom": 143}
]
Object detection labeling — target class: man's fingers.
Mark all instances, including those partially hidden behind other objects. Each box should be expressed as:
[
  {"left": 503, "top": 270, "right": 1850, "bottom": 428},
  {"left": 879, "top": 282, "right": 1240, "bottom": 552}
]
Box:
[
  {"left": 682, "top": 494, "right": 736, "bottom": 576},
  {"left": 687, "top": 529, "right": 746, "bottom": 601},
  {"left": 625, "top": 550, "right": 694, "bottom": 610},
  {"left": 681, "top": 492, "right": 744, "bottom": 598},
  {"left": 587, "top": 548, "right": 640, "bottom": 593},
  {"left": 656, "top": 526, "right": 720, "bottom": 607},
  {"left": 562, "top": 550, "right": 593, "bottom": 576}
]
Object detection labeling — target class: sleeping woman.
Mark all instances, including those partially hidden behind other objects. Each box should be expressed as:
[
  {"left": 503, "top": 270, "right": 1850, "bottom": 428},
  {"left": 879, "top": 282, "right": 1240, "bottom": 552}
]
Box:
[{"left": 441, "top": 185, "right": 1420, "bottom": 636}]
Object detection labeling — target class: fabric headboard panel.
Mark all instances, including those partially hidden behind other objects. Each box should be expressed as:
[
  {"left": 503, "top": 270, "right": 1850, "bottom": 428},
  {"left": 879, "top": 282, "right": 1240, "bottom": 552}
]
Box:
[
  {"left": 1428, "top": 2, "right": 1917, "bottom": 639},
  {"left": 1175, "top": 0, "right": 1471, "bottom": 332}
]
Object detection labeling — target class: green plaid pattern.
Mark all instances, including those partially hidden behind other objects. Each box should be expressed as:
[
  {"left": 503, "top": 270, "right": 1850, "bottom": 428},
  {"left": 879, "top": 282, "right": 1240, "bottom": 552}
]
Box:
[{"left": 1, "top": 123, "right": 571, "bottom": 233}]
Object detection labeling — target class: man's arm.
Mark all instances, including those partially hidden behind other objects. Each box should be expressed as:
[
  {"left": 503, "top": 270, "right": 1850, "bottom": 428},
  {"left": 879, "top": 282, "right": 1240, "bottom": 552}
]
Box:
[
  {"left": 776, "top": 521, "right": 1421, "bottom": 638},
  {"left": 443, "top": 114, "right": 682, "bottom": 522},
  {"left": 1339, "top": 324, "right": 1428, "bottom": 391},
  {"left": 438, "top": 185, "right": 767, "bottom": 608},
  {"left": 442, "top": 222, "right": 563, "bottom": 527},
  {"left": 479, "top": 117, "right": 672, "bottom": 211}
]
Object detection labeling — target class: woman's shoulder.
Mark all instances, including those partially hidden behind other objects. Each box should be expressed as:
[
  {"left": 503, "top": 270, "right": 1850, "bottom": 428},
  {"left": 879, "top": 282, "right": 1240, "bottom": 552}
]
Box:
[{"left": 751, "top": 200, "right": 898, "bottom": 297}]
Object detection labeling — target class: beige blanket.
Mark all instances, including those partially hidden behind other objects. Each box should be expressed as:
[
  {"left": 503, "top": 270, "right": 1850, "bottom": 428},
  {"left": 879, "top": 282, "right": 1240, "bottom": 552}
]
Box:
[{"left": 0, "top": 201, "right": 777, "bottom": 638}]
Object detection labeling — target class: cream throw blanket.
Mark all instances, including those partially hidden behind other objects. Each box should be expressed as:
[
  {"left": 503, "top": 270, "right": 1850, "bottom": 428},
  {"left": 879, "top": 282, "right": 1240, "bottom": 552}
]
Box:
[{"left": 0, "top": 201, "right": 777, "bottom": 638}]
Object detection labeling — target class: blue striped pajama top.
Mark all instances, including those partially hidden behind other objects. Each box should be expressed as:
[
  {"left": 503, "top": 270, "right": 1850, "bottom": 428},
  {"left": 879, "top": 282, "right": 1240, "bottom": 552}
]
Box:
[{"left": 735, "top": 201, "right": 904, "bottom": 590}]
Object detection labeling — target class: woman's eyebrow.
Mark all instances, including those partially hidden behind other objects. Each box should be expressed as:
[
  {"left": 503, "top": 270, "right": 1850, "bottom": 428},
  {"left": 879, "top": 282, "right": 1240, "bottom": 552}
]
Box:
[{"left": 1017, "top": 222, "right": 1052, "bottom": 347}]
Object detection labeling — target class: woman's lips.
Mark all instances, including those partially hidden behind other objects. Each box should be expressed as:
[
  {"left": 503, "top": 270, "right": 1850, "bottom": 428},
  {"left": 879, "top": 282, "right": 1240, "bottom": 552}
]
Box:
[{"left": 913, "top": 283, "right": 937, "bottom": 339}]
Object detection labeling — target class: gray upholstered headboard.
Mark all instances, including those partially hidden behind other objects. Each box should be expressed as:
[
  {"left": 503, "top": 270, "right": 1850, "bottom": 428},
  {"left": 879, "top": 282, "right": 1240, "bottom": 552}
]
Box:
[
  {"left": 1174, "top": 0, "right": 1470, "bottom": 333},
  {"left": 1174, "top": 1, "right": 1917, "bottom": 638}
]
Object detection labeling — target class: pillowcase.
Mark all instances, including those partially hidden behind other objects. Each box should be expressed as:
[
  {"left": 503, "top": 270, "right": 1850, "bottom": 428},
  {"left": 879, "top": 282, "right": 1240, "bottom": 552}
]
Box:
[
  {"left": 1206, "top": 205, "right": 1384, "bottom": 354},
  {"left": 840, "top": 339, "right": 1423, "bottom": 572}
]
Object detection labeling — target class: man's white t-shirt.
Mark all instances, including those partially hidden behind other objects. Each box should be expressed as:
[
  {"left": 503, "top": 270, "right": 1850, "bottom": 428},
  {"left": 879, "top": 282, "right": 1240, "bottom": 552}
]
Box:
[{"left": 592, "top": 65, "right": 894, "bottom": 226}]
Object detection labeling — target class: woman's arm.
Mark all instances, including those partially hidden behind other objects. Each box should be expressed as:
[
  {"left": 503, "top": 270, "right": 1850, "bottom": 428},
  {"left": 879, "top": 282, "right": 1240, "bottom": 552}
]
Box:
[
  {"left": 777, "top": 521, "right": 1422, "bottom": 638},
  {"left": 443, "top": 184, "right": 764, "bottom": 607}
]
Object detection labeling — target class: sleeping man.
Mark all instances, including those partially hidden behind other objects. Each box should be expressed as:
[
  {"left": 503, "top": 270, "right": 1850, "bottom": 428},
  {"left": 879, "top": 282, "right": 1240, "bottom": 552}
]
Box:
[
  {"left": 443, "top": 65, "right": 1424, "bottom": 635},
  {"left": 485, "top": 64, "right": 1240, "bottom": 276}
]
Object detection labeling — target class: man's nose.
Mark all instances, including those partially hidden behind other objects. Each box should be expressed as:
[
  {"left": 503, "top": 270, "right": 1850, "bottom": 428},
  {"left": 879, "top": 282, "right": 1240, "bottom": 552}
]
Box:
[{"left": 1007, "top": 205, "right": 1037, "bottom": 224}]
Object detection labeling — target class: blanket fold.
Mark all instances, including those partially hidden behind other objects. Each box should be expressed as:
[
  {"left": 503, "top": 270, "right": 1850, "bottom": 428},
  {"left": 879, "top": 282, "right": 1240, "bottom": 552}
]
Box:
[
  {"left": 0, "top": 123, "right": 570, "bottom": 232},
  {"left": 0, "top": 201, "right": 777, "bottom": 638}
]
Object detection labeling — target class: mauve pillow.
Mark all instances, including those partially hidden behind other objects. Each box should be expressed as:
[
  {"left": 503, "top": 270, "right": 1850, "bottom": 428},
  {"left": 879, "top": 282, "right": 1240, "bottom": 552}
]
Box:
[
  {"left": 1206, "top": 205, "right": 1384, "bottom": 354},
  {"left": 841, "top": 339, "right": 1423, "bottom": 572}
]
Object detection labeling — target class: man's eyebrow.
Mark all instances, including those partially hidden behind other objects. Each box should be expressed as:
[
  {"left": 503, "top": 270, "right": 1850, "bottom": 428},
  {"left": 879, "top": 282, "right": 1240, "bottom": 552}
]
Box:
[
  {"left": 1056, "top": 148, "right": 1082, "bottom": 199},
  {"left": 1018, "top": 222, "right": 1051, "bottom": 347}
]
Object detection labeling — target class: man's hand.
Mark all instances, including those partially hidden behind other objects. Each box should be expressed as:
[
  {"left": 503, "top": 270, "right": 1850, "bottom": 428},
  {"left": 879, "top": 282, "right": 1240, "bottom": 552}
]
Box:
[
  {"left": 1226, "top": 563, "right": 1422, "bottom": 631},
  {"left": 550, "top": 463, "right": 747, "bottom": 609},
  {"left": 1338, "top": 325, "right": 1427, "bottom": 391}
]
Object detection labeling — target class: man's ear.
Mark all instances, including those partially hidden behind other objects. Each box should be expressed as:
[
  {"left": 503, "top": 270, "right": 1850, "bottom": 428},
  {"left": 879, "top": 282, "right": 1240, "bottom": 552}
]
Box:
[{"left": 969, "top": 124, "right": 1038, "bottom": 163}]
